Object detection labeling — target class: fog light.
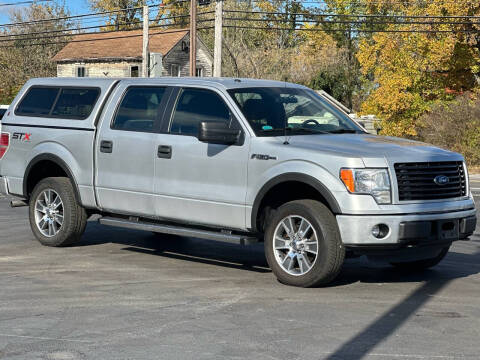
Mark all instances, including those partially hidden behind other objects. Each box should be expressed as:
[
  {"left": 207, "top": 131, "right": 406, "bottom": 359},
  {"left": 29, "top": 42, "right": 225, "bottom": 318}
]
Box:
[{"left": 372, "top": 224, "right": 389, "bottom": 239}]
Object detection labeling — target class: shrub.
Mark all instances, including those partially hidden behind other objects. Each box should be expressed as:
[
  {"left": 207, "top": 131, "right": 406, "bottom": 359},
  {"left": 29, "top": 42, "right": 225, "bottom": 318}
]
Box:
[{"left": 417, "top": 92, "right": 480, "bottom": 167}]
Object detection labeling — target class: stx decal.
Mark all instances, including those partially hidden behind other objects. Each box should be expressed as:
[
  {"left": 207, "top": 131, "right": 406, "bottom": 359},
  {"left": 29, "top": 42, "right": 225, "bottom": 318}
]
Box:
[{"left": 12, "top": 132, "right": 31, "bottom": 142}]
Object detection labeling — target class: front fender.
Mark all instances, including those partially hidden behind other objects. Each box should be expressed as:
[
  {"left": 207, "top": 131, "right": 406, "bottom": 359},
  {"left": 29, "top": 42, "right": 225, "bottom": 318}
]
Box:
[{"left": 247, "top": 160, "right": 347, "bottom": 230}]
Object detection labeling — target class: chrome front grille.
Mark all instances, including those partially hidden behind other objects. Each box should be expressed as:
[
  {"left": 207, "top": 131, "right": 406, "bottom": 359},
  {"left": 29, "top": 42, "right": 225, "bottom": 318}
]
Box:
[{"left": 394, "top": 161, "right": 467, "bottom": 201}]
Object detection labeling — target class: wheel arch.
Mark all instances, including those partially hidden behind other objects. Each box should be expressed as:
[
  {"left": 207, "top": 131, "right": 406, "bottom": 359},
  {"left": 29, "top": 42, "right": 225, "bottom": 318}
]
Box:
[
  {"left": 23, "top": 154, "right": 82, "bottom": 206},
  {"left": 250, "top": 173, "right": 342, "bottom": 233}
]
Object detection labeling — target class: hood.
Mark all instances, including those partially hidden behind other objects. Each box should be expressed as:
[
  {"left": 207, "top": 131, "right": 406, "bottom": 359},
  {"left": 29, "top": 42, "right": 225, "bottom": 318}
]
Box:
[{"left": 276, "top": 134, "right": 463, "bottom": 165}]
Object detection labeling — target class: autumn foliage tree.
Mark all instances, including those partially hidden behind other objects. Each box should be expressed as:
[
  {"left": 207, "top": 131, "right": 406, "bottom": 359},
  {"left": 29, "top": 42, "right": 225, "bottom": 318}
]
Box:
[{"left": 356, "top": 1, "right": 480, "bottom": 137}]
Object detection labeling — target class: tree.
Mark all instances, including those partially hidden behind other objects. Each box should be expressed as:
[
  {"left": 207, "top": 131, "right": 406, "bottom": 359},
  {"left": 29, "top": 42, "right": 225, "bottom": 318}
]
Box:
[
  {"left": 356, "top": 1, "right": 480, "bottom": 137},
  {"left": 88, "top": 0, "right": 145, "bottom": 30},
  {"left": 0, "top": 1, "right": 75, "bottom": 104}
]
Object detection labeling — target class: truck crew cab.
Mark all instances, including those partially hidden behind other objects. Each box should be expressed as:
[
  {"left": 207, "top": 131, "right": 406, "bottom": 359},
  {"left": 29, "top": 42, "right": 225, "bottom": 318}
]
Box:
[{"left": 0, "top": 77, "right": 476, "bottom": 287}]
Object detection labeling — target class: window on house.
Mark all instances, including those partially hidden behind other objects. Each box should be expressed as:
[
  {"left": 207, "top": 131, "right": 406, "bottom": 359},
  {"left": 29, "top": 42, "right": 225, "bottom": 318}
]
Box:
[
  {"left": 171, "top": 64, "right": 180, "bottom": 77},
  {"left": 76, "top": 66, "right": 86, "bottom": 77},
  {"left": 130, "top": 66, "right": 139, "bottom": 77},
  {"left": 196, "top": 67, "right": 203, "bottom": 77}
]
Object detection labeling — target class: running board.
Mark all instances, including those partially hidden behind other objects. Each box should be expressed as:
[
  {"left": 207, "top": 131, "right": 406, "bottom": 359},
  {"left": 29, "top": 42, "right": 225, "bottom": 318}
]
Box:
[{"left": 98, "top": 216, "right": 259, "bottom": 245}]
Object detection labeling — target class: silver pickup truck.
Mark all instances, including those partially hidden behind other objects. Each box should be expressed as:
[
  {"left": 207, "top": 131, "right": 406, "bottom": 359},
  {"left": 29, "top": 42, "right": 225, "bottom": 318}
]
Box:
[{"left": 0, "top": 77, "right": 476, "bottom": 287}]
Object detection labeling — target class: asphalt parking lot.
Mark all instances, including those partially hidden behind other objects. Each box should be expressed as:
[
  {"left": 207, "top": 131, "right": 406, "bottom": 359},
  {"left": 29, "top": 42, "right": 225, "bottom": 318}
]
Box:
[{"left": 0, "top": 183, "right": 479, "bottom": 360}]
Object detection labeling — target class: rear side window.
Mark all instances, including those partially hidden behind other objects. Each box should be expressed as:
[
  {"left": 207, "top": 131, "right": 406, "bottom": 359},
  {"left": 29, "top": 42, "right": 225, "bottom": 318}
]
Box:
[
  {"left": 112, "top": 86, "right": 166, "bottom": 132},
  {"left": 15, "top": 86, "right": 100, "bottom": 119},
  {"left": 16, "top": 87, "right": 59, "bottom": 116}
]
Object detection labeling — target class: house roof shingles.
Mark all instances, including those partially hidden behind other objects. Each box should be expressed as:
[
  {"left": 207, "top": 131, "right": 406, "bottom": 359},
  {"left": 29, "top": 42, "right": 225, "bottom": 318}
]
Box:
[{"left": 52, "top": 29, "right": 188, "bottom": 62}]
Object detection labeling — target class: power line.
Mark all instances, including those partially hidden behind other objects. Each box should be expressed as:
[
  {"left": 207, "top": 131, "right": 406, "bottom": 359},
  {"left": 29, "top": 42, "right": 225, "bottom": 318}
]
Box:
[
  {"left": 0, "top": 26, "right": 218, "bottom": 49},
  {"left": 0, "top": 2, "right": 167, "bottom": 28},
  {"left": 224, "top": 9, "right": 480, "bottom": 20},
  {"left": 0, "top": 14, "right": 192, "bottom": 43},
  {"left": 221, "top": 24, "right": 480, "bottom": 34},
  {"left": 222, "top": 16, "right": 480, "bottom": 26},
  {"left": 0, "top": 0, "right": 51, "bottom": 7}
]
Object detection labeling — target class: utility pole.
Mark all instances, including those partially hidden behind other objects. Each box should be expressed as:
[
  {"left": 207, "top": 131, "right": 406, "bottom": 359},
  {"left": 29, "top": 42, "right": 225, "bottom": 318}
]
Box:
[
  {"left": 142, "top": 4, "right": 149, "bottom": 78},
  {"left": 189, "top": 0, "right": 197, "bottom": 77},
  {"left": 213, "top": 0, "right": 223, "bottom": 77}
]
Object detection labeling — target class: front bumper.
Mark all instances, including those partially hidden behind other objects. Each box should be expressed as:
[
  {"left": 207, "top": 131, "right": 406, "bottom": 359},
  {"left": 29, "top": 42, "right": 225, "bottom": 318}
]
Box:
[{"left": 337, "top": 209, "right": 477, "bottom": 246}]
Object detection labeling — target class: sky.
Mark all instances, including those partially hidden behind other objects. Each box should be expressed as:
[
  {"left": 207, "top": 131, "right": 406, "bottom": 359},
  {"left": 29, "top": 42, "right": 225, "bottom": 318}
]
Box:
[{"left": 0, "top": 0, "right": 90, "bottom": 24}]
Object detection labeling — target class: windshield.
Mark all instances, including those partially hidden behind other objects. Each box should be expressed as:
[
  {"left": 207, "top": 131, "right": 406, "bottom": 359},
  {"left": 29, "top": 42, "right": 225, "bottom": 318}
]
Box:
[{"left": 227, "top": 87, "right": 363, "bottom": 136}]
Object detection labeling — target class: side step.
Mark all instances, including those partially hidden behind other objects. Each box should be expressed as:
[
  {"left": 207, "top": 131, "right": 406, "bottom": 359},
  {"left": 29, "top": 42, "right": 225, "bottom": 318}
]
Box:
[
  {"left": 10, "top": 200, "right": 28, "bottom": 208},
  {"left": 98, "top": 216, "right": 259, "bottom": 245}
]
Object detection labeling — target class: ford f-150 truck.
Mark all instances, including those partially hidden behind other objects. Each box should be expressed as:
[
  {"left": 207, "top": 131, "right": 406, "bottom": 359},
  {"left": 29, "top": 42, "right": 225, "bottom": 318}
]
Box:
[{"left": 0, "top": 77, "right": 476, "bottom": 287}]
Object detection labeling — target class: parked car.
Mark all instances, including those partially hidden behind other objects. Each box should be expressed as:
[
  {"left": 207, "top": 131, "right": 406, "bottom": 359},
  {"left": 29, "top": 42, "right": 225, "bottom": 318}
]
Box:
[
  {"left": 0, "top": 77, "right": 477, "bottom": 287},
  {"left": 0, "top": 105, "right": 8, "bottom": 120}
]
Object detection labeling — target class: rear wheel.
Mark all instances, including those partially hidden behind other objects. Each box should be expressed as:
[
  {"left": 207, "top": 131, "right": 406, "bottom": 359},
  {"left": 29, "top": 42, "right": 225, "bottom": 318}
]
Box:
[
  {"left": 29, "top": 177, "right": 87, "bottom": 247},
  {"left": 264, "top": 200, "right": 345, "bottom": 287},
  {"left": 390, "top": 247, "right": 449, "bottom": 271}
]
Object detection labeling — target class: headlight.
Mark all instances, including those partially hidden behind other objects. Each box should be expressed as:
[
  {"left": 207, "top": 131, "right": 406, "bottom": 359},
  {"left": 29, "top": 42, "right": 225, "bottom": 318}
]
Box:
[{"left": 340, "top": 168, "right": 391, "bottom": 204}]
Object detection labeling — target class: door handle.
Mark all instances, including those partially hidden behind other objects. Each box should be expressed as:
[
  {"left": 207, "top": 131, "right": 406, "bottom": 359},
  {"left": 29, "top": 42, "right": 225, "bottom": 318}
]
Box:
[
  {"left": 100, "top": 140, "right": 113, "bottom": 153},
  {"left": 157, "top": 145, "right": 172, "bottom": 159}
]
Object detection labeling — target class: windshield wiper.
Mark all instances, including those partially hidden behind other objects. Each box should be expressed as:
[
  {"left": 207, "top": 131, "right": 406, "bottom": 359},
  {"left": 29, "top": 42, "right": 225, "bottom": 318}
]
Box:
[
  {"left": 286, "top": 127, "right": 330, "bottom": 134},
  {"left": 325, "top": 129, "right": 362, "bottom": 134}
]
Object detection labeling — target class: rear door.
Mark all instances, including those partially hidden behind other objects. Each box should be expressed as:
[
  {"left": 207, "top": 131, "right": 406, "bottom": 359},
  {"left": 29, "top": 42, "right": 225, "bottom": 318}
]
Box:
[
  {"left": 153, "top": 87, "right": 250, "bottom": 230},
  {"left": 95, "top": 84, "right": 171, "bottom": 215}
]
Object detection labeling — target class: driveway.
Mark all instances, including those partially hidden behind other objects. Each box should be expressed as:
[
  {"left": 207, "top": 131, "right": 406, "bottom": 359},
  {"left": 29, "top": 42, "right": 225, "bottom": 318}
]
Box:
[{"left": 0, "top": 191, "right": 478, "bottom": 360}]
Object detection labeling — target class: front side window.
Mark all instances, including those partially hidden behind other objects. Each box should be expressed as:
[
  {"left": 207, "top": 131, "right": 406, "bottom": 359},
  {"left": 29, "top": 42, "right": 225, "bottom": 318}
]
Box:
[
  {"left": 51, "top": 88, "right": 100, "bottom": 119},
  {"left": 16, "top": 87, "right": 60, "bottom": 116},
  {"left": 112, "top": 86, "right": 166, "bottom": 132},
  {"left": 169, "top": 88, "right": 233, "bottom": 136},
  {"left": 228, "top": 87, "right": 363, "bottom": 136}
]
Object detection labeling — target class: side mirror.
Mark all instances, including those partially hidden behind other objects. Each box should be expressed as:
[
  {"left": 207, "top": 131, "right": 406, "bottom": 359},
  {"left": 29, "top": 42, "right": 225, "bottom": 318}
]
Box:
[{"left": 198, "top": 121, "right": 241, "bottom": 145}]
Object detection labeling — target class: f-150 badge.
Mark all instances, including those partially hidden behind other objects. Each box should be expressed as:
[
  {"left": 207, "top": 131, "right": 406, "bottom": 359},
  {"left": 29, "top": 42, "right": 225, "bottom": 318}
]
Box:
[{"left": 251, "top": 154, "right": 277, "bottom": 160}]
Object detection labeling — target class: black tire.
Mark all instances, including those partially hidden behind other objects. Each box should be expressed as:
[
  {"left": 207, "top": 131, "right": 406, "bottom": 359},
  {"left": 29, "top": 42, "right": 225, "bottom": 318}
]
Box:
[
  {"left": 390, "top": 247, "right": 449, "bottom": 271},
  {"left": 264, "top": 200, "right": 345, "bottom": 287},
  {"left": 29, "top": 177, "right": 87, "bottom": 247}
]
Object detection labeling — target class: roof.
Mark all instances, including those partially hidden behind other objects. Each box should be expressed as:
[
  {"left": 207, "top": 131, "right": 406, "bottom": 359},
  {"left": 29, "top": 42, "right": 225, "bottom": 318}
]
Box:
[
  {"left": 52, "top": 29, "right": 189, "bottom": 62},
  {"left": 25, "top": 77, "right": 306, "bottom": 91}
]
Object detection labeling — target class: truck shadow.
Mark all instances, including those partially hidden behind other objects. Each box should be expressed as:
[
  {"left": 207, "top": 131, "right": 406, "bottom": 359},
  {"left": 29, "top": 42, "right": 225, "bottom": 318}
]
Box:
[
  {"left": 78, "top": 221, "right": 480, "bottom": 282},
  {"left": 332, "top": 248, "right": 480, "bottom": 286},
  {"left": 78, "top": 221, "right": 271, "bottom": 273}
]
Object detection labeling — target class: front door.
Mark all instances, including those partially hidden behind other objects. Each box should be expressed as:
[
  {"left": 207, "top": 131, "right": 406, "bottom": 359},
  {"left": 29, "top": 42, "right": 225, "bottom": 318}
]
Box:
[
  {"left": 96, "top": 85, "right": 169, "bottom": 216},
  {"left": 153, "top": 87, "right": 250, "bottom": 229}
]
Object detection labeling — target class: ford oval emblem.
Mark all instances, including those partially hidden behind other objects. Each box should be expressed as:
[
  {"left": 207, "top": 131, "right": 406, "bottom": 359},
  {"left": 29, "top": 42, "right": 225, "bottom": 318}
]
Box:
[{"left": 434, "top": 175, "right": 449, "bottom": 186}]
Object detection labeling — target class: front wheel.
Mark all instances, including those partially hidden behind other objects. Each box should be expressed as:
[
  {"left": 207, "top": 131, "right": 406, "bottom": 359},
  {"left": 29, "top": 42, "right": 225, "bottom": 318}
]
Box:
[
  {"left": 29, "top": 177, "right": 87, "bottom": 247},
  {"left": 264, "top": 200, "right": 345, "bottom": 287}
]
